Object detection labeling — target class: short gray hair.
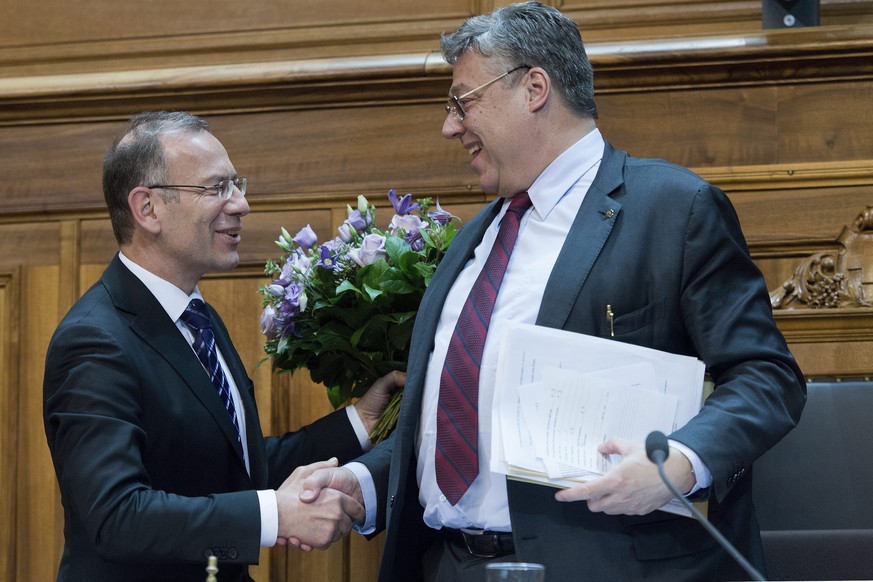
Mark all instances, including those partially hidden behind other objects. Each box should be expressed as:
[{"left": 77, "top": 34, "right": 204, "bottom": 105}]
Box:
[{"left": 440, "top": 1, "right": 597, "bottom": 119}]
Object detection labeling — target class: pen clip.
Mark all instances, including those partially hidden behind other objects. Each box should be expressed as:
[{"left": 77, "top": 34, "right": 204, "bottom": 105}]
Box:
[{"left": 606, "top": 304, "right": 614, "bottom": 337}]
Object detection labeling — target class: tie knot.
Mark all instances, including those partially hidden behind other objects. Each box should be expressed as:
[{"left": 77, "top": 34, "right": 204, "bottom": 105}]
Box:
[
  {"left": 180, "top": 298, "right": 211, "bottom": 331},
  {"left": 507, "top": 192, "right": 532, "bottom": 216}
]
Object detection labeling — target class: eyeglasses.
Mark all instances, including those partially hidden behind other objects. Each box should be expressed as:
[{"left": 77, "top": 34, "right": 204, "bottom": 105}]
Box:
[
  {"left": 148, "top": 177, "right": 247, "bottom": 200},
  {"left": 445, "top": 65, "right": 530, "bottom": 121}
]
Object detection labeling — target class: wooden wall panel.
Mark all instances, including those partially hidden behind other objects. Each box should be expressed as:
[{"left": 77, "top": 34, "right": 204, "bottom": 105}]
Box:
[
  {"left": 2, "top": 2, "right": 873, "bottom": 580},
  {"left": 0, "top": 269, "right": 21, "bottom": 581},
  {"left": 15, "top": 265, "right": 65, "bottom": 582}
]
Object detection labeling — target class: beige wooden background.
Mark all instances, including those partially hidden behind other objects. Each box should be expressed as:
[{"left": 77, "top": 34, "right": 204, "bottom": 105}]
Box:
[{"left": 2, "top": 1, "right": 873, "bottom": 580}]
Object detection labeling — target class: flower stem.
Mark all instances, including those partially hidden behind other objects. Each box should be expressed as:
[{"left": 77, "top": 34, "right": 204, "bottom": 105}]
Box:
[{"left": 368, "top": 391, "right": 403, "bottom": 444}]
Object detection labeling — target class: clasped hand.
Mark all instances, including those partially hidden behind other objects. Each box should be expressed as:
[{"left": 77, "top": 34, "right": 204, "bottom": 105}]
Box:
[
  {"left": 275, "top": 458, "right": 363, "bottom": 551},
  {"left": 554, "top": 438, "right": 695, "bottom": 515}
]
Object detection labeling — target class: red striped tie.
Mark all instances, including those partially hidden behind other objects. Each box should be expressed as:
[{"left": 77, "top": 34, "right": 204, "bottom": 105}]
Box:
[{"left": 436, "top": 192, "right": 532, "bottom": 505}]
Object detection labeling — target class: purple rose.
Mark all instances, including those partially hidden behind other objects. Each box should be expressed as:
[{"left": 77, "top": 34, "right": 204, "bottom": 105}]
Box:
[
  {"left": 348, "top": 233, "right": 387, "bottom": 267},
  {"left": 292, "top": 224, "right": 318, "bottom": 249},
  {"left": 388, "top": 213, "right": 424, "bottom": 236}
]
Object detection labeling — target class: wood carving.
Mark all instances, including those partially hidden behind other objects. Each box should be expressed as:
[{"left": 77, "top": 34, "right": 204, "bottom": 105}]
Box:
[{"left": 771, "top": 207, "right": 873, "bottom": 309}]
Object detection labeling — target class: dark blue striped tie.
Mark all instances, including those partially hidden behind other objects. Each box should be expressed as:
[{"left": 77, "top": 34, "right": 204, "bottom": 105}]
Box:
[
  {"left": 180, "top": 299, "right": 242, "bottom": 445},
  {"left": 436, "top": 192, "right": 532, "bottom": 505}
]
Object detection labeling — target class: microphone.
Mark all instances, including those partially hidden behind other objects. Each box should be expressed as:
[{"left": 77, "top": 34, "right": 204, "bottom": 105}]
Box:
[{"left": 645, "top": 431, "right": 766, "bottom": 582}]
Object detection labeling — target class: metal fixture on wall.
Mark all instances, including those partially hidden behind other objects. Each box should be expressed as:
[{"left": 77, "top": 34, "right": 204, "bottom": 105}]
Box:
[{"left": 762, "top": 0, "right": 821, "bottom": 28}]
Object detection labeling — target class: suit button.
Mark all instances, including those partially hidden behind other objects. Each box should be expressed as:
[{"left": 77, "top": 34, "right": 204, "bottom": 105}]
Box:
[{"left": 389, "top": 495, "right": 395, "bottom": 508}]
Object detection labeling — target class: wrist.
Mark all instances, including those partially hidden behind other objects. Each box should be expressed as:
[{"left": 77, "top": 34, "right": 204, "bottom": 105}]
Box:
[{"left": 666, "top": 447, "right": 696, "bottom": 495}]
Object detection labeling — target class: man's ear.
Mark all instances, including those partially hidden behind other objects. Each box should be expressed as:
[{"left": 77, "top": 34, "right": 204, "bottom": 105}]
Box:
[
  {"left": 526, "top": 67, "right": 551, "bottom": 113},
  {"left": 129, "top": 187, "right": 161, "bottom": 235}
]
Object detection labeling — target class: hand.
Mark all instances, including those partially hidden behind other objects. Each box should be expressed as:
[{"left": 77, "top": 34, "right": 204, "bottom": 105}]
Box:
[
  {"left": 285, "top": 465, "right": 364, "bottom": 550},
  {"left": 554, "top": 438, "right": 695, "bottom": 515},
  {"left": 275, "top": 458, "right": 364, "bottom": 551},
  {"left": 355, "top": 370, "right": 406, "bottom": 434}
]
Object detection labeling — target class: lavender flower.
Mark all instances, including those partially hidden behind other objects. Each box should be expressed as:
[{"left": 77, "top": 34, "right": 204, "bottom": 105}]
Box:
[
  {"left": 318, "top": 245, "right": 340, "bottom": 271},
  {"left": 293, "top": 224, "right": 318, "bottom": 249},
  {"left": 260, "top": 304, "right": 281, "bottom": 340},
  {"left": 337, "top": 223, "right": 353, "bottom": 243},
  {"left": 345, "top": 209, "right": 367, "bottom": 232},
  {"left": 388, "top": 213, "right": 424, "bottom": 236},
  {"left": 348, "top": 233, "right": 387, "bottom": 267},
  {"left": 388, "top": 189, "right": 420, "bottom": 215},
  {"left": 428, "top": 199, "right": 452, "bottom": 226}
]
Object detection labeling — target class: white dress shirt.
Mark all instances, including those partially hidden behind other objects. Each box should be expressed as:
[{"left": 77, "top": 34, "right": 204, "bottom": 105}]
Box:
[{"left": 350, "top": 128, "right": 710, "bottom": 534}]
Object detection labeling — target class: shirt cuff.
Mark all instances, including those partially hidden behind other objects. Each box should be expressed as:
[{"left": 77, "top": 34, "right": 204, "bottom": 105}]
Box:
[
  {"left": 668, "top": 439, "right": 713, "bottom": 495},
  {"left": 345, "top": 461, "right": 377, "bottom": 535},
  {"left": 258, "top": 489, "right": 279, "bottom": 547},
  {"left": 346, "top": 405, "right": 372, "bottom": 451}
]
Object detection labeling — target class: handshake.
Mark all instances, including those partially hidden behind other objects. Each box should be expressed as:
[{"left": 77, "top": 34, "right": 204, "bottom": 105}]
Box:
[
  {"left": 272, "top": 369, "right": 404, "bottom": 551},
  {"left": 275, "top": 457, "right": 365, "bottom": 551}
]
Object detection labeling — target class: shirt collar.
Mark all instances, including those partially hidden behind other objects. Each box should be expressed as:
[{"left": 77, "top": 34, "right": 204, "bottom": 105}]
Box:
[
  {"left": 117, "top": 252, "right": 204, "bottom": 323},
  {"left": 526, "top": 127, "right": 605, "bottom": 219}
]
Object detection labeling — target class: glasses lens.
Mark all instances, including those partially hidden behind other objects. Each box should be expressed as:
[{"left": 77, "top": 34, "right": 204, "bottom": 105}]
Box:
[
  {"left": 216, "top": 180, "right": 230, "bottom": 199},
  {"left": 445, "top": 96, "right": 466, "bottom": 120}
]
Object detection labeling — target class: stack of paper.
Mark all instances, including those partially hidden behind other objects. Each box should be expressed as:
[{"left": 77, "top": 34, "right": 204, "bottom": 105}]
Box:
[{"left": 491, "top": 322, "right": 707, "bottom": 516}]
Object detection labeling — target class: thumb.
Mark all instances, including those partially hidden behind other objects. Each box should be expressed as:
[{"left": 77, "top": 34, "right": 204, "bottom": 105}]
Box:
[
  {"left": 296, "top": 459, "right": 339, "bottom": 504},
  {"left": 597, "top": 438, "right": 627, "bottom": 456}
]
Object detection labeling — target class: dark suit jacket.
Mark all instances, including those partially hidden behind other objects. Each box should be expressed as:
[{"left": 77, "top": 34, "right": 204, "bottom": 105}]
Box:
[
  {"left": 356, "top": 143, "right": 807, "bottom": 581},
  {"left": 43, "top": 255, "right": 363, "bottom": 582}
]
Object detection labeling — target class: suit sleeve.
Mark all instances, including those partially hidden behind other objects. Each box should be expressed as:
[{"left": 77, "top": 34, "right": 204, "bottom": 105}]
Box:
[
  {"left": 669, "top": 183, "right": 806, "bottom": 502},
  {"left": 263, "top": 408, "right": 364, "bottom": 490},
  {"left": 43, "top": 320, "right": 262, "bottom": 565}
]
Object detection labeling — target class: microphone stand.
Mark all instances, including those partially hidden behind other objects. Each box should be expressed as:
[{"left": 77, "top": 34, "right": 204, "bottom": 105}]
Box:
[{"left": 648, "top": 432, "right": 766, "bottom": 582}]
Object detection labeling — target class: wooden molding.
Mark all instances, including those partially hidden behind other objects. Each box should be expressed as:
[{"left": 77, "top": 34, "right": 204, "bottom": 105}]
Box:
[
  {"left": 697, "top": 160, "right": 873, "bottom": 192},
  {"left": 776, "top": 306, "right": 873, "bottom": 343},
  {"left": 2, "top": 25, "right": 872, "bottom": 126}
]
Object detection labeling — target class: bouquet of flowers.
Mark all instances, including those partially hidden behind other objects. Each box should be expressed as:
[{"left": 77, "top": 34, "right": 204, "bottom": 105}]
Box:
[{"left": 259, "top": 190, "right": 458, "bottom": 442}]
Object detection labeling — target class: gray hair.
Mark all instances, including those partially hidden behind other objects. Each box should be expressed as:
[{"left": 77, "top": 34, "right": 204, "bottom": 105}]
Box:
[
  {"left": 103, "top": 111, "right": 210, "bottom": 245},
  {"left": 440, "top": 1, "right": 597, "bottom": 119}
]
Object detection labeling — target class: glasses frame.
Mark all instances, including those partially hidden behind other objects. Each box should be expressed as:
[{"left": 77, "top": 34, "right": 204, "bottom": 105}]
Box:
[
  {"left": 148, "top": 176, "right": 247, "bottom": 200},
  {"left": 445, "top": 65, "right": 531, "bottom": 121}
]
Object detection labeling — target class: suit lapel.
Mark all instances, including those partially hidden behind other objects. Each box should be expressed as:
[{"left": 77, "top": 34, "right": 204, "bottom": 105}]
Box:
[
  {"left": 537, "top": 143, "right": 626, "bottom": 329},
  {"left": 101, "top": 257, "right": 249, "bottom": 470}
]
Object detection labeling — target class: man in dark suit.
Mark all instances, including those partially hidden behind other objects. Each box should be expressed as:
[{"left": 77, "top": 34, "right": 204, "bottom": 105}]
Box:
[
  {"left": 42, "top": 111, "right": 403, "bottom": 582},
  {"left": 299, "top": 2, "right": 806, "bottom": 580}
]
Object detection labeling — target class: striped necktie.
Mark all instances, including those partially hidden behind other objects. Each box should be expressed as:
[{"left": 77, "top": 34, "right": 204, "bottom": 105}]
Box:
[
  {"left": 435, "top": 192, "right": 532, "bottom": 505},
  {"left": 180, "top": 298, "right": 242, "bottom": 445}
]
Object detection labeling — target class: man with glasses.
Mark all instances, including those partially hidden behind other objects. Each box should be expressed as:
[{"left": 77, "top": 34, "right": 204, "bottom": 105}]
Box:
[
  {"left": 42, "top": 111, "right": 403, "bottom": 582},
  {"left": 301, "top": 2, "right": 806, "bottom": 581}
]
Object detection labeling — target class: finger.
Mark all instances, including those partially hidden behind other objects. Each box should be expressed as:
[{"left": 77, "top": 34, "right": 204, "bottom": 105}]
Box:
[
  {"left": 598, "top": 437, "right": 631, "bottom": 456},
  {"left": 555, "top": 482, "right": 592, "bottom": 502},
  {"left": 295, "top": 457, "right": 339, "bottom": 479},
  {"left": 277, "top": 536, "right": 288, "bottom": 545},
  {"left": 339, "top": 494, "right": 366, "bottom": 524}
]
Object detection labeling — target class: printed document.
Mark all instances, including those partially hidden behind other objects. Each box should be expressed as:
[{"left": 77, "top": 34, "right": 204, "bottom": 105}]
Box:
[{"left": 491, "top": 322, "right": 706, "bottom": 516}]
